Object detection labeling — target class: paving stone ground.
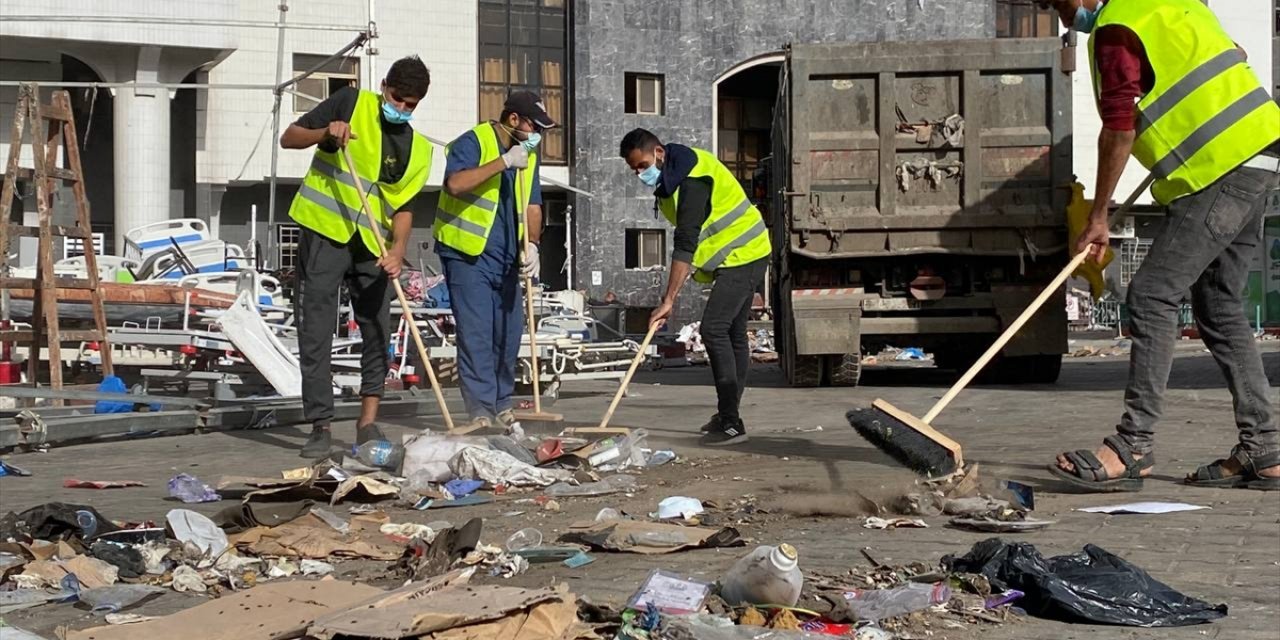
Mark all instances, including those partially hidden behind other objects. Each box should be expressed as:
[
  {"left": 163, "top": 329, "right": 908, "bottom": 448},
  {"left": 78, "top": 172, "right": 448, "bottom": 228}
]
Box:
[{"left": 2, "top": 344, "right": 1277, "bottom": 639}]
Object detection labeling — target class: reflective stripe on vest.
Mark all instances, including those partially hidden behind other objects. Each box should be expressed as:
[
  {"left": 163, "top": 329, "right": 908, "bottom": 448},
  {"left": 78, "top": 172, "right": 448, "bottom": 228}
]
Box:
[
  {"left": 1088, "top": 0, "right": 1280, "bottom": 204},
  {"left": 657, "top": 147, "right": 772, "bottom": 281},
  {"left": 287, "top": 89, "right": 432, "bottom": 254},
  {"left": 434, "top": 122, "right": 538, "bottom": 257}
]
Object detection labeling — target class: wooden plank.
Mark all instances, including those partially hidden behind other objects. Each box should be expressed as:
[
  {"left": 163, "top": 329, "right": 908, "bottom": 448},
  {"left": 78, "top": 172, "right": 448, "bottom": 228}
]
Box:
[
  {"left": 54, "top": 91, "right": 111, "bottom": 376},
  {"left": 6, "top": 224, "right": 89, "bottom": 239},
  {"left": 28, "top": 101, "right": 63, "bottom": 399},
  {"left": 14, "top": 167, "right": 78, "bottom": 182},
  {"left": 37, "top": 103, "right": 73, "bottom": 122},
  {"left": 0, "top": 329, "right": 103, "bottom": 342},
  {"left": 0, "top": 277, "right": 100, "bottom": 291},
  {"left": 1, "top": 86, "right": 29, "bottom": 280}
]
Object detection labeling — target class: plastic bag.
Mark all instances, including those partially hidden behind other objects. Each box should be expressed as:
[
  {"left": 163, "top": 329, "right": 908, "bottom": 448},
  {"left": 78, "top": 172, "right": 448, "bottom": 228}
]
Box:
[
  {"left": 944, "top": 538, "right": 1227, "bottom": 627},
  {"left": 77, "top": 584, "right": 165, "bottom": 613}
]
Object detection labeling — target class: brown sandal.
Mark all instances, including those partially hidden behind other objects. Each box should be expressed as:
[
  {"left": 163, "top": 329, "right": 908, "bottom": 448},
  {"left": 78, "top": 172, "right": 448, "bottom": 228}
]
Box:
[
  {"left": 1047, "top": 435, "right": 1153, "bottom": 493},
  {"left": 1185, "top": 446, "right": 1280, "bottom": 492}
]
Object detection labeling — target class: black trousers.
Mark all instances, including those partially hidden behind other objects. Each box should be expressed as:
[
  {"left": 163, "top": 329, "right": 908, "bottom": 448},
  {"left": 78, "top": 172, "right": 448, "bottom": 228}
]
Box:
[
  {"left": 700, "top": 258, "right": 767, "bottom": 425},
  {"left": 296, "top": 227, "right": 391, "bottom": 428}
]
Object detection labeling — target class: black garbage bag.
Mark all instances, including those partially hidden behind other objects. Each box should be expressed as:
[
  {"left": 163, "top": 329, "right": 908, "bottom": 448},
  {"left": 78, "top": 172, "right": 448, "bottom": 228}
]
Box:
[
  {"left": 0, "top": 503, "right": 120, "bottom": 542},
  {"left": 944, "top": 538, "right": 1227, "bottom": 627},
  {"left": 89, "top": 541, "right": 147, "bottom": 579}
]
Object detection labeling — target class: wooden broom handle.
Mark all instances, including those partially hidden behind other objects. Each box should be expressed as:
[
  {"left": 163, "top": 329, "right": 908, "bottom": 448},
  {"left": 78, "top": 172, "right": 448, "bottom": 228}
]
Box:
[
  {"left": 922, "top": 173, "right": 1154, "bottom": 424},
  {"left": 342, "top": 148, "right": 454, "bottom": 430},
  {"left": 598, "top": 322, "right": 660, "bottom": 430},
  {"left": 516, "top": 167, "right": 546, "bottom": 413}
]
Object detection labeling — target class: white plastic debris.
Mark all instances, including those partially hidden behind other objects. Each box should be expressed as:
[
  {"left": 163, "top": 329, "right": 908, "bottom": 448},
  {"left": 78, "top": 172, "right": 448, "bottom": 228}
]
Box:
[
  {"left": 170, "top": 565, "right": 207, "bottom": 593},
  {"left": 166, "top": 509, "right": 228, "bottom": 558},
  {"left": 449, "top": 446, "right": 573, "bottom": 487},
  {"left": 299, "top": 559, "right": 335, "bottom": 576}
]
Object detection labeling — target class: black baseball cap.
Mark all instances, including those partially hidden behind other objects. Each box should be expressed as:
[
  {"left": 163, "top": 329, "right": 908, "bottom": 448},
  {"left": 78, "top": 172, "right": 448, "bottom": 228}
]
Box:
[{"left": 503, "top": 91, "right": 557, "bottom": 130}]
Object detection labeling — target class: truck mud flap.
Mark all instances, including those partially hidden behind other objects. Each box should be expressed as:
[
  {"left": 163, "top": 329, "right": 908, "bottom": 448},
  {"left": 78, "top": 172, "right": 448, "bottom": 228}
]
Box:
[{"left": 791, "top": 289, "right": 861, "bottom": 356}]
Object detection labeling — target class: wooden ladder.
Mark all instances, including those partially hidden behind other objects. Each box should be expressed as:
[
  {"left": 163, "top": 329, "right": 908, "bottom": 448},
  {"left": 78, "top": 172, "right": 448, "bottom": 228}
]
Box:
[{"left": 0, "top": 83, "right": 113, "bottom": 398}]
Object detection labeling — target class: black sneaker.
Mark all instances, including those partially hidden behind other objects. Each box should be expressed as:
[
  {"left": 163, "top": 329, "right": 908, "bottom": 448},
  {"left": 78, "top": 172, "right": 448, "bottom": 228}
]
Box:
[
  {"left": 356, "top": 422, "right": 388, "bottom": 445},
  {"left": 700, "top": 421, "right": 748, "bottom": 447},
  {"left": 699, "top": 415, "right": 721, "bottom": 433},
  {"left": 300, "top": 426, "right": 333, "bottom": 458}
]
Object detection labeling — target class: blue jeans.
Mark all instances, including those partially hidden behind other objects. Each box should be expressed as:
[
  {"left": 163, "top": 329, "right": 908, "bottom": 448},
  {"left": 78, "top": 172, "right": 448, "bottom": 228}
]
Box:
[
  {"left": 442, "top": 257, "right": 523, "bottom": 419},
  {"left": 1118, "top": 164, "right": 1279, "bottom": 461}
]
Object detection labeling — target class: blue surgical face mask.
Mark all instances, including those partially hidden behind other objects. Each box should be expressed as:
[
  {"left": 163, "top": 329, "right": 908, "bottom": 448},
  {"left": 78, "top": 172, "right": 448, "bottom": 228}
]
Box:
[
  {"left": 381, "top": 100, "right": 413, "bottom": 124},
  {"left": 638, "top": 165, "right": 661, "bottom": 187},
  {"left": 521, "top": 132, "right": 542, "bottom": 152},
  {"left": 1073, "top": 1, "right": 1104, "bottom": 33}
]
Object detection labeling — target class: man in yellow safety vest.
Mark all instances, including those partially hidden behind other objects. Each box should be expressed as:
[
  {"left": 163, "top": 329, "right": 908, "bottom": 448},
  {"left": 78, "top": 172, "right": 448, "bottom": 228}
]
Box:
[
  {"left": 280, "top": 56, "right": 433, "bottom": 458},
  {"left": 435, "top": 91, "right": 554, "bottom": 432},
  {"left": 620, "top": 129, "right": 772, "bottom": 446},
  {"left": 1037, "top": 0, "right": 1280, "bottom": 492}
]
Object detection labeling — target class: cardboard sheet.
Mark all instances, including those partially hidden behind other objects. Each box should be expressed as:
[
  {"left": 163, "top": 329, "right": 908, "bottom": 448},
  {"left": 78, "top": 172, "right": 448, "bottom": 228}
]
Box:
[
  {"left": 423, "top": 597, "right": 593, "bottom": 640},
  {"left": 558, "top": 520, "right": 742, "bottom": 555},
  {"left": 309, "top": 574, "right": 564, "bottom": 639},
  {"left": 233, "top": 513, "right": 403, "bottom": 560},
  {"left": 68, "top": 579, "right": 383, "bottom": 640}
]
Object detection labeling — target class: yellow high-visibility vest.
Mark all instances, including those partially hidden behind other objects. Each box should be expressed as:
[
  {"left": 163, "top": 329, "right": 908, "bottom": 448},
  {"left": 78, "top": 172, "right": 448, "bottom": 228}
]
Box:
[
  {"left": 1088, "top": 0, "right": 1280, "bottom": 204},
  {"left": 287, "top": 89, "right": 432, "bottom": 254},
  {"left": 434, "top": 123, "right": 538, "bottom": 257},
  {"left": 657, "top": 147, "right": 772, "bottom": 283}
]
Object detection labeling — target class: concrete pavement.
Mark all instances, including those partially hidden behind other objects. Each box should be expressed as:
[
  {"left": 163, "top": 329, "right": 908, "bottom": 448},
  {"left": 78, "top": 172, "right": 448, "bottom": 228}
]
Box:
[{"left": 1, "top": 346, "right": 1277, "bottom": 638}]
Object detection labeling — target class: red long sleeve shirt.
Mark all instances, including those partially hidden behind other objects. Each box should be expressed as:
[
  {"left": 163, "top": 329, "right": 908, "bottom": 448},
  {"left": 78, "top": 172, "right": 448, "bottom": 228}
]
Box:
[{"left": 1093, "top": 25, "right": 1154, "bottom": 131}]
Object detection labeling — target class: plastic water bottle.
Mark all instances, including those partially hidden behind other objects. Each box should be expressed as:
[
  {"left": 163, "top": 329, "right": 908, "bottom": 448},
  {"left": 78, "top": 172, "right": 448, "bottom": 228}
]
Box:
[
  {"left": 841, "top": 582, "right": 952, "bottom": 621},
  {"left": 75, "top": 510, "right": 98, "bottom": 539},
  {"left": 352, "top": 440, "right": 404, "bottom": 471},
  {"left": 719, "top": 543, "right": 804, "bottom": 607}
]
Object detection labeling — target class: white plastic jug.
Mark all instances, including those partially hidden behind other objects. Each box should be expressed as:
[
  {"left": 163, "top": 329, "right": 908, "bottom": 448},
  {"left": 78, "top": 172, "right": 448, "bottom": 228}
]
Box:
[{"left": 719, "top": 543, "right": 803, "bottom": 606}]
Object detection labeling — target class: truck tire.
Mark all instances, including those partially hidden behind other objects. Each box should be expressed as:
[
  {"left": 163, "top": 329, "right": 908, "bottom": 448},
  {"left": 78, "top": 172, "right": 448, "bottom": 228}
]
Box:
[
  {"left": 828, "top": 353, "right": 862, "bottom": 387},
  {"left": 791, "top": 354, "right": 824, "bottom": 387}
]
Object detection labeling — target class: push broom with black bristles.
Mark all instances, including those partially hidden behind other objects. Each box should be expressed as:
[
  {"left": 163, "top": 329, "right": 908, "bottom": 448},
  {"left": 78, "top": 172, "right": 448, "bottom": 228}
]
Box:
[{"left": 848, "top": 174, "right": 1153, "bottom": 478}]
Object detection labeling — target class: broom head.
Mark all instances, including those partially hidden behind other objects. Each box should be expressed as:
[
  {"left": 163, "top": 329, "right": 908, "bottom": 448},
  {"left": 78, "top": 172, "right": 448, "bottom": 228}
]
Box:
[{"left": 847, "top": 399, "right": 964, "bottom": 478}]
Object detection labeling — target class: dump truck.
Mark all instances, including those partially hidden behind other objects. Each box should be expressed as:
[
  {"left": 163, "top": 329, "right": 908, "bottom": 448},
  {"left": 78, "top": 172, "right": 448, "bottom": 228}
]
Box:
[{"left": 767, "top": 38, "right": 1073, "bottom": 387}]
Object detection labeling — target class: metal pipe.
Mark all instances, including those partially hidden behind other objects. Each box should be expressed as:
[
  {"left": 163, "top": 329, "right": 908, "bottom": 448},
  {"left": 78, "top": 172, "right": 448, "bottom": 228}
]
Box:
[
  {"left": 367, "top": 0, "right": 379, "bottom": 89},
  {"left": 0, "top": 14, "right": 359, "bottom": 31},
  {"left": 564, "top": 204, "right": 574, "bottom": 289},
  {"left": 0, "top": 81, "right": 280, "bottom": 90},
  {"left": 265, "top": 0, "right": 290, "bottom": 268}
]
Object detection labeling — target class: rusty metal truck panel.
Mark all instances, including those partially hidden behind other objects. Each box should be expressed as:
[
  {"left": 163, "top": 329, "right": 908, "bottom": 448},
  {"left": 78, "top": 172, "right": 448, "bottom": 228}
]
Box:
[{"left": 781, "top": 38, "right": 1071, "bottom": 258}]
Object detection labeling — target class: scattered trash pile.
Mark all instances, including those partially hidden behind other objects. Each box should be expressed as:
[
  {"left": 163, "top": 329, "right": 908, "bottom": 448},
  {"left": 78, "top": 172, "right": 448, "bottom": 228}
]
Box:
[
  {"left": 748, "top": 330, "right": 776, "bottom": 363},
  {"left": 0, "top": 431, "right": 1231, "bottom": 639},
  {"left": 860, "top": 347, "right": 930, "bottom": 367},
  {"left": 674, "top": 323, "right": 707, "bottom": 365},
  {"left": 1068, "top": 338, "right": 1132, "bottom": 358}
]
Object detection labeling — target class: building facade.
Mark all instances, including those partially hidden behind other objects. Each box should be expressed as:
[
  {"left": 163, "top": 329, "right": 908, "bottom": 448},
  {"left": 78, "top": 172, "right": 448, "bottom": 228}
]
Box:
[
  {"left": 568, "top": 0, "right": 993, "bottom": 325},
  {"left": 1, "top": 0, "right": 572, "bottom": 278}
]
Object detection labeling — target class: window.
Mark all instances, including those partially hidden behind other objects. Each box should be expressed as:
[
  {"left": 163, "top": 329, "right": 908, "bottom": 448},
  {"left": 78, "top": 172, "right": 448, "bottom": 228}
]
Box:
[
  {"left": 63, "top": 233, "right": 106, "bottom": 260},
  {"left": 625, "top": 229, "right": 665, "bottom": 269},
  {"left": 625, "top": 73, "right": 665, "bottom": 115},
  {"left": 717, "top": 97, "right": 771, "bottom": 191},
  {"left": 292, "top": 54, "right": 360, "bottom": 113},
  {"left": 277, "top": 224, "right": 301, "bottom": 269},
  {"left": 996, "top": 0, "right": 1058, "bottom": 38},
  {"left": 479, "top": 0, "right": 569, "bottom": 164}
]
